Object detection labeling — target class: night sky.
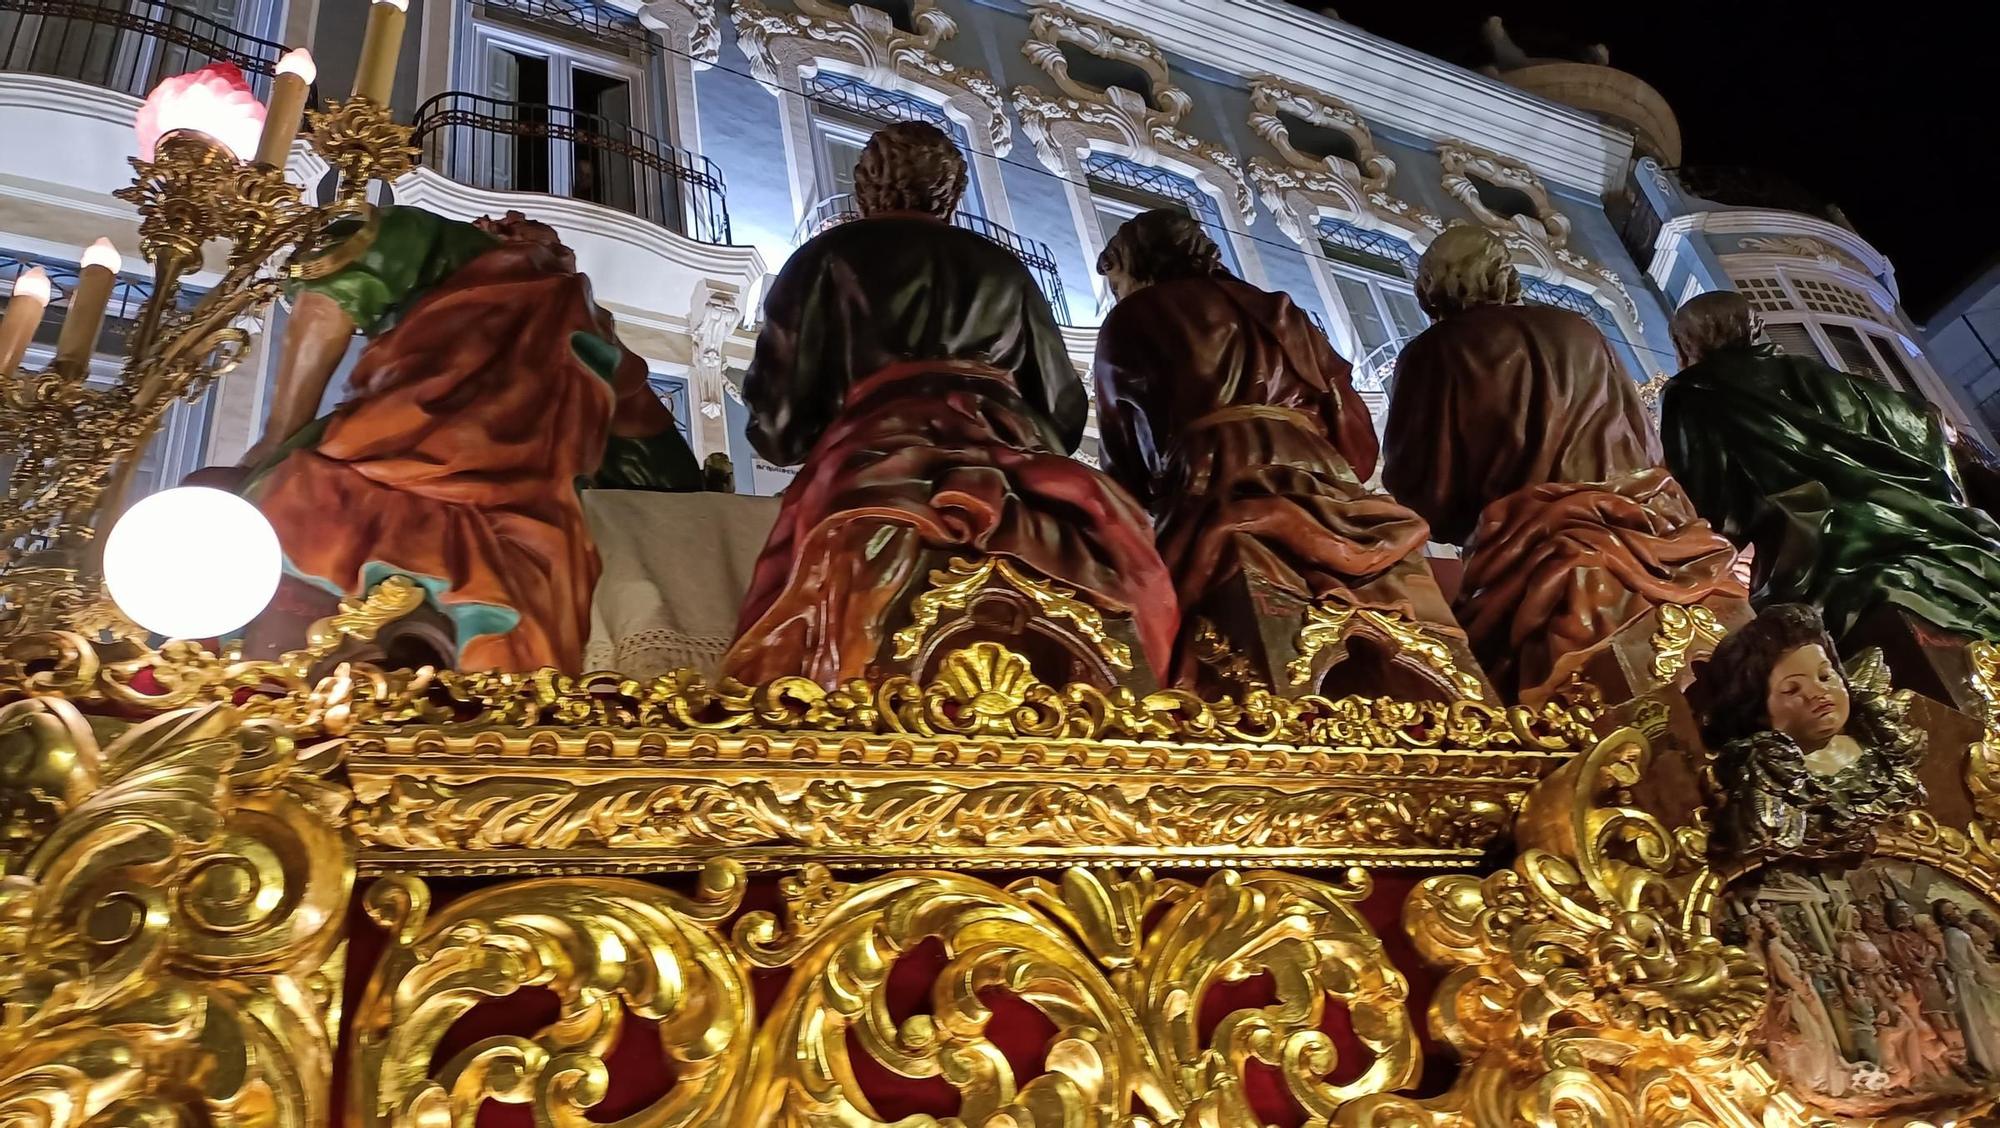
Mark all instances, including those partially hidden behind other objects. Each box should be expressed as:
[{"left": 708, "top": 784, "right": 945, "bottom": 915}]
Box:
[{"left": 1306, "top": 1, "right": 1992, "bottom": 320}]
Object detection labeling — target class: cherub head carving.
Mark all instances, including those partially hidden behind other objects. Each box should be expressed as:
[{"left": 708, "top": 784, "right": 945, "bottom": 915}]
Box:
[
  {"left": 1415, "top": 224, "right": 1520, "bottom": 318},
  {"left": 853, "top": 121, "right": 968, "bottom": 220},
  {"left": 1095, "top": 209, "right": 1229, "bottom": 302},
  {"left": 1671, "top": 290, "right": 1763, "bottom": 368},
  {"left": 1698, "top": 603, "right": 1849, "bottom": 752}
]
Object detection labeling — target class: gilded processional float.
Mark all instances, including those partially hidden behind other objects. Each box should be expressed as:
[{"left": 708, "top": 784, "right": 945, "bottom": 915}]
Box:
[{"left": 8, "top": 20, "right": 2000, "bottom": 1126}]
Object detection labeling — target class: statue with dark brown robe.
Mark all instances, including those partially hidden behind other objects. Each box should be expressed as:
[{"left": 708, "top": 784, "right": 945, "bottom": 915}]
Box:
[
  {"left": 721, "top": 123, "right": 1175, "bottom": 688},
  {"left": 1382, "top": 226, "right": 1746, "bottom": 702},
  {"left": 1092, "top": 209, "right": 1477, "bottom": 698}
]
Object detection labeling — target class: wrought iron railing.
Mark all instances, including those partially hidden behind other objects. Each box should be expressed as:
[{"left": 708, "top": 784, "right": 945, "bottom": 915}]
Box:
[
  {"left": 0, "top": 0, "right": 289, "bottom": 97},
  {"left": 1354, "top": 334, "right": 1417, "bottom": 396},
  {"left": 797, "top": 193, "right": 1072, "bottom": 325},
  {"left": 411, "top": 91, "right": 732, "bottom": 246}
]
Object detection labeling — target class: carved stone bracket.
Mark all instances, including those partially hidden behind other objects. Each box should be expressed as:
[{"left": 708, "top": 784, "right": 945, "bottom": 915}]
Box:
[
  {"left": 731, "top": 0, "right": 1010, "bottom": 155},
  {"left": 686, "top": 278, "right": 742, "bottom": 458}
]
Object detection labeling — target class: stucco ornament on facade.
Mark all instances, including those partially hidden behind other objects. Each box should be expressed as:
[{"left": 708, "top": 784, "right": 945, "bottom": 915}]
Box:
[
  {"left": 1011, "top": 2, "right": 1253, "bottom": 223},
  {"left": 1438, "top": 137, "right": 1572, "bottom": 250},
  {"left": 637, "top": 0, "right": 720, "bottom": 65},
  {"left": 729, "top": 0, "right": 1009, "bottom": 155},
  {"left": 1739, "top": 234, "right": 1872, "bottom": 278},
  {"left": 1248, "top": 75, "right": 1394, "bottom": 194}
]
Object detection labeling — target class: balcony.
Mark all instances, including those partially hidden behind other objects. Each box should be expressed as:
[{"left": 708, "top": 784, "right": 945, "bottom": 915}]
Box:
[
  {"left": 796, "top": 192, "right": 1071, "bottom": 325},
  {"left": 411, "top": 90, "right": 732, "bottom": 246},
  {"left": 0, "top": 0, "right": 288, "bottom": 97}
]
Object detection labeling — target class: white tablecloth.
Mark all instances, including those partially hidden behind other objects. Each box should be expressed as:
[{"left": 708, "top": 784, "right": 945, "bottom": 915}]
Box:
[{"left": 580, "top": 490, "right": 781, "bottom": 677}]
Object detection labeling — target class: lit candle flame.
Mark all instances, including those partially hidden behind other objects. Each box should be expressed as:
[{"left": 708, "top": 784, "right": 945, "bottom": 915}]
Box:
[
  {"left": 81, "top": 238, "right": 122, "bottom": 274},
  {"left": 276, "top": 48, "right": 317, "bottom": 84}
]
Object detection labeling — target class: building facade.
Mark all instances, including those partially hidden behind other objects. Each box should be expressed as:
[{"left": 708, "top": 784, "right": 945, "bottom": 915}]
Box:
[
  {"left": 0, "top": 0, "right": 1970, "bottom": 500},
  {"left": 1921, "top": 261, "right": 2000, "bottom": 445}
]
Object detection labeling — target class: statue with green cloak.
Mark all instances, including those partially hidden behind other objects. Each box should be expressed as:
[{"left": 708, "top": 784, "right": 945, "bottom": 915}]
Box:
[{"left": 1661, "top": 290, "right": 2000, "bottom": 654}]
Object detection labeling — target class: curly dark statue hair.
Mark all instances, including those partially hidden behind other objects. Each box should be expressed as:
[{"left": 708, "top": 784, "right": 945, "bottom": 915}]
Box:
[
  {"left": 1095, "top": 209, "right": 1230, "bottom": 288},
  {"left": 1695, "top": 603, "right": 1842, "bottom": 749},
  {"left": 853, "top": 121, "right": 967, "bottom": 219}
]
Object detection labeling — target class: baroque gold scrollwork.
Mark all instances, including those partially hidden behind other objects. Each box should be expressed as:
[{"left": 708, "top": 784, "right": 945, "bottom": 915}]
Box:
[
  {"left": 1350, "top": 727, "right": 1766, "bottom": 1128},
  {"left": 0, "top": 699, "right": 350, "bottom": 1128},
  {"left": 348, "top": 863, "right": 755, "bottom": 1126},
  {"left": 344, "top": 864, "right": 1420, "bottom": 1126}
]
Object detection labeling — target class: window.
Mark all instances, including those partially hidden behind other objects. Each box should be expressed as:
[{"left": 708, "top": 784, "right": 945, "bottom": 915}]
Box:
[
  {"left": 803, "top": 73, "right": 981, "bottom": 215},
  {"left": 1730, "top": 269, "right": 1922, "bottom": 394},
  {"left": 1521, "top": 275, "right": 1642, "bottom": 378},
  {"left": 1313, "top": 219, "right": 1424, "bottom": 387},
  {"left": 1083, "top": 153, "right": 1235, "bottom": 273},
  {"left": 465, "top": 5, "right": 657, "bottom": 211},
  {"left": 1471, "top": 176, "right": 1541, "bottom": 222}
]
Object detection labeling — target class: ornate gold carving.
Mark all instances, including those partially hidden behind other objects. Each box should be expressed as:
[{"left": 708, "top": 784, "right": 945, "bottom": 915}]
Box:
[
  {"left": 347, "top": 862, "right": 1416, "bottom": 1125},
  {"left": 349, "top": 866, "right": 752, "bottom": 1126},
  {"left": 306, "top": 97, "right": 419, "bottom": 203},
  {"left": 334, "top": 644, "right": 1583, "bottom": 747},
  {"left": 349, "top": 770, "right": 1528, "bottom": 868},
  {"left": 894, "top": 556, "right": 1134, "bottom": 670},
  {"left": 0, "top": 700, "right": 350, "bottom": 1126},
  {"left": 0, "top": 576, "right": 425, "bottom": 728},
  {"left": 1290, "top": 600, "right": 1489, "bottom": 702},
  {"left": 1648, "top": 602, "right": 1725, "bottom": 684}
]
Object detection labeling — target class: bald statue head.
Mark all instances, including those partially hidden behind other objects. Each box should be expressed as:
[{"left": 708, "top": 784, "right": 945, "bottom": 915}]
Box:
[
  {"left": 853, "top": 121, "right": 968, "bottom": 220},
  {"left": 1416, "top": 225, "right": 1521, "bottom": 318},
  {"left": 1671, "top": 291, "right": 1762, "bottom": 368}
]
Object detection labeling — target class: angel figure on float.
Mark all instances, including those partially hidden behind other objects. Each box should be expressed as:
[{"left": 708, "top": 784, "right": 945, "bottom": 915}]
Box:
[{"left": 1695, "top": 602, "right": 1925, "bottom": 866}]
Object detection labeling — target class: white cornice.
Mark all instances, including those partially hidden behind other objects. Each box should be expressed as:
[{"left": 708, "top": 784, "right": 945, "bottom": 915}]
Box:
[
  {"left": 1657, "top": 208, "right": 1895, "bottom": 297},
  {"left": 1055, "top": 0, "right": 1634, "bottom": 194}
]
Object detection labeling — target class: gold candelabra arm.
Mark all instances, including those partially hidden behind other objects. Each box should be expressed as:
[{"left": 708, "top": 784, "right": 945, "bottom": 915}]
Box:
[{"left": 308, "top": 98, "right": 417, "bottom": 204}]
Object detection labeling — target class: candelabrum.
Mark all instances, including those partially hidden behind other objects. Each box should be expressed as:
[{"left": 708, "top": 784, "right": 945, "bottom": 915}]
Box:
[{"left": 0, "top": 92, "right": 415, "bottom": 643}]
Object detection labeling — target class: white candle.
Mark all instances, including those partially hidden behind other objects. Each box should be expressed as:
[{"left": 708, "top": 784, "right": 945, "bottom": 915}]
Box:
[
  {"left": 54, "top": 240, "right": 122, "bottom": 372},
  {"left": 256, "top": 49, "right": 316, "bottom": 167},
  {"left": 0, "top": 266, "right": 49, "bottom": 374},
  {"left": 352, "top": 0, "right": 409, "bottom": 106}
]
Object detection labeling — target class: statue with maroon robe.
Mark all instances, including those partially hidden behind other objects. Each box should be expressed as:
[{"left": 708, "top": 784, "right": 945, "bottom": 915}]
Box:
[
  {"left": 1091, "top": 209, "right": 1479, "bottom": 698},
  {"left": 1381, "top": 225, "right": 1746, "bottom": 702},
  {"left": 721, "top": 123, "right": 1175, "bottom": 688}
]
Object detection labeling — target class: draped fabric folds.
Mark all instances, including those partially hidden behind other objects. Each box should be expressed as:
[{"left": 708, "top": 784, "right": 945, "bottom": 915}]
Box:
[
  {"left": 723, "top": 216, "right": 1176, "bottom": 685},
  {"left": 1662, "top": 342, "right": 2000, "bottom": 643},
  {"left": 250, "top": 206, "right": 693, "bottom": 672},
  {"left": 1384, "top": 302, "right": 1744, "bottom": 699},
  {"left": 1092, "top": 276, "right": 1435, "bottom": 686}
]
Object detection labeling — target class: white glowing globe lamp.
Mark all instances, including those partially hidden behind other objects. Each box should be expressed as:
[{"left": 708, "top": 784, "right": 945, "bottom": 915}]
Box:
[{"left": 103, "top": 487, "right": 283, "bottom": 640}]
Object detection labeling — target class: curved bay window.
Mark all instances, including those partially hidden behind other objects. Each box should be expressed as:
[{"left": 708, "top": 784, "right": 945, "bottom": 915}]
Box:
[
  {"left": 0, "top": 0, "right": 286, "bottom": 97},
  {"left": 1732, "top": 269, "right": 1925, "bottom": 393}
]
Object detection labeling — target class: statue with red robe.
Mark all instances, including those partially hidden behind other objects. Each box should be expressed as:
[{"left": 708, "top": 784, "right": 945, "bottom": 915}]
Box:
[
  {"left": 1092, "top": 209, "right": 1472, "bottom": 697},
  {"left": 721, "top": 123, "right": 1175, "bottom": 687},
  {"left": 1381, "top": 225, "right": 1746, "bottom": 701}
]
